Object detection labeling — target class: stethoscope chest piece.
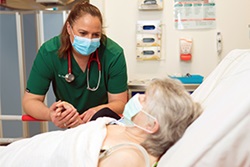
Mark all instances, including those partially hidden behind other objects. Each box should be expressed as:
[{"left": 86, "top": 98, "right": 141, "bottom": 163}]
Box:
[
  {"left": 65, "top": 51, "right": 75, "bottom": 83},
  {"left": 66, "top": 50, "right": 101, "bottom": 90},
  {"left": 65, "top": 73, "right": 75, "bottom": 83}
]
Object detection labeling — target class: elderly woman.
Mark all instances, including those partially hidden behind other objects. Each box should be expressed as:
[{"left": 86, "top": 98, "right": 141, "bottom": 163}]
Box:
[{"left": 0, "top": 78, "right": 202, "bottom": 167}]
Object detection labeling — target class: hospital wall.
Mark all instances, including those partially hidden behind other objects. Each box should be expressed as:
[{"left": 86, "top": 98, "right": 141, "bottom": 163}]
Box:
[{"left": 91, "top": 0, "right": 250, "bottom": 81}]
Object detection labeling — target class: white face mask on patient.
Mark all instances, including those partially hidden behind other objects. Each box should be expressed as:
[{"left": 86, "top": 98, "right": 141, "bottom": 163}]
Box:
[
  {"left": 120, "top": 93, "right": 157, "bottom": 133},
  {"left": 123, "top": 93, "right": 142, "bottom": 120}
]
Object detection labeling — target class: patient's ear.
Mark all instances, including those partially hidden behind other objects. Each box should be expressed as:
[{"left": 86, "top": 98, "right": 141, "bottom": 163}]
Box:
[
  {"left": 66, "top": 22, "right": 71, "bottom": 35},
  {"left": 147, "top": 119, "right": 159, "bottom": 134}
]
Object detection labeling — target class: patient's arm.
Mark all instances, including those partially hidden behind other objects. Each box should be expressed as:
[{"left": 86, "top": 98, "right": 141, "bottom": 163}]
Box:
[{"left": 98, "top": 146, "right": 147, "bottom": 167}]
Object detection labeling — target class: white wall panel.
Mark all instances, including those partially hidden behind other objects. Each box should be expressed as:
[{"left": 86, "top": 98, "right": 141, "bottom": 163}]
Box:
[{"left": 103, "top": 0, "right": 250, "bottom": 81}]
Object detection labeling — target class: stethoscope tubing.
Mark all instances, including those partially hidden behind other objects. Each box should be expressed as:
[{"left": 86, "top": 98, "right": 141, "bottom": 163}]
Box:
[
  {"left": 68, "top": 51, "right": 72, "bottom": 74},
  {"left": 66, "top": 50, "right": 101, "bottom": 91}
]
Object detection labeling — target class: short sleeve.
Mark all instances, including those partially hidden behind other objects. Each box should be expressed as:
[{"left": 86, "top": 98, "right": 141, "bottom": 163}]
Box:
[
  {"left": 26, "top": 45, "right": 54, "bottom": 95},
  {"left": 107, "top": 49, "right": 128, "bottom": 93}
]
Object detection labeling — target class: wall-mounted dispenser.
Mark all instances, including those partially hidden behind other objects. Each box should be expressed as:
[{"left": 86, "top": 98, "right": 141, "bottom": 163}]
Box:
[
  {"left": 138, "top": 0, "right": 163, "bottom": 10},
  {"left": 179, "top": 38, "right": 192, "bottom": 61},
  {"left": 136, "top": 20, "right": 162, "bottom": 61},
  {"left": 216, "top": 32, "right": 222, "bottom": 55},
  {"left": 136, "top": 34, "right": 161, "bottom": 47},
  {"left": 136, "top": 47, "right": 161, "bottom": 60},
  {"left": 137, "top": 20, "right": 162, "bottom": 34}
]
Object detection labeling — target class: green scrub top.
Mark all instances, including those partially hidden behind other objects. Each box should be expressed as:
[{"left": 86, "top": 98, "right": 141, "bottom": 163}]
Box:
[{"left": 26, "top": 35, "right": 128, "bottom": 114}]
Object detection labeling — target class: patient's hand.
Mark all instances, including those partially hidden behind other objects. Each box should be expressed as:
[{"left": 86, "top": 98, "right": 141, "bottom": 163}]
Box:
[
  {"left": 50, "top": 101, "right": 83, "bottom": 128},
  {"left": 80, "top": 108, "right": 98, "bottom": 123}
]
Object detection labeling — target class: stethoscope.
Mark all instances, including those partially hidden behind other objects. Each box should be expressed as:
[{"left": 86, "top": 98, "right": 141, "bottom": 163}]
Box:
[{"left": 65, "top": 50, "right": 101, "bottom": 91}]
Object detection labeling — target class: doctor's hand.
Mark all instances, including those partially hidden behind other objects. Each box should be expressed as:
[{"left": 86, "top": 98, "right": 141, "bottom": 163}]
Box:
[
  {"left": 50, "top": 101, "right": 83, "bottom": 128},
  {"left": 80, "top": 108, "right": 98, "bottom": 123}
]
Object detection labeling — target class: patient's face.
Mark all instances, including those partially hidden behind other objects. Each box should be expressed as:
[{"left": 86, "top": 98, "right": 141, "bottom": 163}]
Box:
[
  {"left": 132, "top": 94, "right": 157, "bottom": 132},
  {"left": 131, "top": 94, "right": 146, "bottom": 121}
]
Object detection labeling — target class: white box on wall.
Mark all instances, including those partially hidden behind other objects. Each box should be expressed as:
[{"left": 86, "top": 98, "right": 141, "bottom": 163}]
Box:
[
  {"left": 137, "top": 20, "right": 162, "bottom": 34},
  {"left": 136, "top": 33, "right": 161, "bottom": 47},
  {"left": 136, "top": 46, "right": 161, "bottom": 61},
  {"left": 138, "top": 0, "right": 163, "bottom": 10},
  {"left": 136, "top": 20, "right": 162, "bottom": 61}
]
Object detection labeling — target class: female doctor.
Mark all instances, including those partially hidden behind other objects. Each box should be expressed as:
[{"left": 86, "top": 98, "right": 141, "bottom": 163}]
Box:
[{"left": 22, "top": 1, "right": 128, "bottom": 128}]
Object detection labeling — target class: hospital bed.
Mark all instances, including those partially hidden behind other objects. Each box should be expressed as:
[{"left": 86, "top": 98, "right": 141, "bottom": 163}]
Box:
[
  {"left": 0, "top": 115, "right": 43, "bottom": 144},
  {"left": 1, "top": 49, "right": 250, "bottom": 166},
  {"left": 158, "top": 49, "right": 250, "bottom": 167}
]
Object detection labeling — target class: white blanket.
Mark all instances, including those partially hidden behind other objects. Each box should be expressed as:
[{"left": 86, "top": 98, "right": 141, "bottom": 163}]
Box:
[
  {"left": 158, "top": 49, "right": 250, "bottom": 167},
  {"left": 0, "top": 117, "right": 114, "bottom": 167}
]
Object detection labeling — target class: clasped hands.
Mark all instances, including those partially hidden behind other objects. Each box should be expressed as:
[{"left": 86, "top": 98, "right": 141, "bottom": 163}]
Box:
[{"left": 49, "top": 100, "right": 98, "bottom": 128}]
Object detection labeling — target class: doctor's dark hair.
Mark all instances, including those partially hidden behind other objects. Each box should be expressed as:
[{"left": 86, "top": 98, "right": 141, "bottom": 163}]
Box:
[
  {"left": 141, "top": 78, "right": 202, "bottom": 158},
  {"left": 58, "top": 1, "right": 105, "bottom": 58}
]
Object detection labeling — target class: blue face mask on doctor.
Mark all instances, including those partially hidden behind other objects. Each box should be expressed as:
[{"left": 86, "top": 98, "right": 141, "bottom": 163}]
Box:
[{"left": 70, "top": 27, "right": 100, "bottom": 56}]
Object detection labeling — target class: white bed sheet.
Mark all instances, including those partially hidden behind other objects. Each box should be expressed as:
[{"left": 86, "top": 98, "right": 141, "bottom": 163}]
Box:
[
  {"left": 0, "top": 117, "right": 114, "bottom": 167},
  {"left": 158, "top": 49, "right": 250, "bottom": 167}
]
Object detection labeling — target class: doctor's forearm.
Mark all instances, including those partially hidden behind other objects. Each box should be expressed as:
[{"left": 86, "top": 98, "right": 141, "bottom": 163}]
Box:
[
  {"left": 22, "top": 100, "right": 51, "bottom": 121},
  {"left": 98, "top": 91, "right": 127, "bottom": 115}
]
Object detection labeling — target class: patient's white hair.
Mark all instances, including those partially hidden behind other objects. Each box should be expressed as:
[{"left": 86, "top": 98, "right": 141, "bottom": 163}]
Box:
[{"left": 141, "top": 78, "right": 202, "bottom": 158}]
